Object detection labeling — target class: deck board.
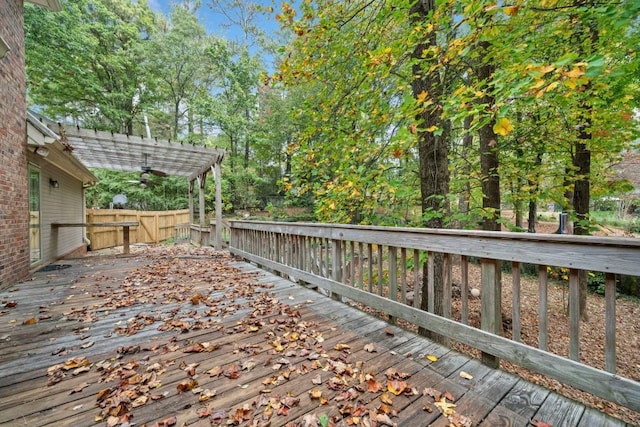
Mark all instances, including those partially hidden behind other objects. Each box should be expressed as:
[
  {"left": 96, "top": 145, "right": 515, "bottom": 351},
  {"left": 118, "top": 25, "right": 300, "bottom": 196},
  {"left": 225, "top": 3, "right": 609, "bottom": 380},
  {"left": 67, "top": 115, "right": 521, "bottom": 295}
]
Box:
[{"left": 0, "top": 247, "right": 629, "bottom": 426}]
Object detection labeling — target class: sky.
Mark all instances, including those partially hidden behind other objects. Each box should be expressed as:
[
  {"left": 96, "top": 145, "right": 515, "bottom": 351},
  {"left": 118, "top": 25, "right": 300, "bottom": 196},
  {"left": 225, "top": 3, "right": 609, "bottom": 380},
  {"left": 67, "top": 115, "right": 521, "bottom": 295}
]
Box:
[{"left": 146, "top": 0, "right": 285, "bottom": 47}]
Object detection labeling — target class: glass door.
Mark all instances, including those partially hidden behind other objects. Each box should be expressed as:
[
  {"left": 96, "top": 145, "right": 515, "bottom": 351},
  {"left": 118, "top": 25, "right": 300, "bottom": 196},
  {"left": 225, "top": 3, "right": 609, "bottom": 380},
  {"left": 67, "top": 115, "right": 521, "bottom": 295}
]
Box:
[{"left": 29, "top": 168, "right": 41, "bottom": 264}]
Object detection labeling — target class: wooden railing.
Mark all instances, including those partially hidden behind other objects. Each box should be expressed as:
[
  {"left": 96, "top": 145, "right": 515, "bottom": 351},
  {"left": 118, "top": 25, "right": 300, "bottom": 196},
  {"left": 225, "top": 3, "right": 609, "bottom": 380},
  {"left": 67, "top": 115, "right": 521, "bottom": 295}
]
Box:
[{"left": 228, "top": 220, "right": 640, "bottom": 412}]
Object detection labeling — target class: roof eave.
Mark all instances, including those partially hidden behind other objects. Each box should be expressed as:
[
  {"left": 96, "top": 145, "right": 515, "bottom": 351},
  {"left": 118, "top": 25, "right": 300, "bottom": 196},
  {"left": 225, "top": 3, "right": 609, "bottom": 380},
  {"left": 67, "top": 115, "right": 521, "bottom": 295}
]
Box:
[{"left": 25, "top": 0, "right": 61, "bottom": 11}]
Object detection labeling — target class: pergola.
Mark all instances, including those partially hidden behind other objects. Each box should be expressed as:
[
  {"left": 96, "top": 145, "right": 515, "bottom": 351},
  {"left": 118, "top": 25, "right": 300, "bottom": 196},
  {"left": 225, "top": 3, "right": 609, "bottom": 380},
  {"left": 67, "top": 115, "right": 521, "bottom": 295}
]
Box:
[{"left": 52, "top": 124, "right": 226, "bottom": 249}]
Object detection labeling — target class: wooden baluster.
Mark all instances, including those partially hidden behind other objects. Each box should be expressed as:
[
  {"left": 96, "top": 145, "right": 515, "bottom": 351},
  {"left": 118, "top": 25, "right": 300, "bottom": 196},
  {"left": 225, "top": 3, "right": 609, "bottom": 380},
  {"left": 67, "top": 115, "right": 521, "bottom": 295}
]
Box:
[
  {"left": 377, "top": 245, "right": 383, "bottom": 296},
  {"left": 413, "top": 249, "right": 421, "bottom": 309},
  {"left": 389, "top": 246, "right": 397, "bottom": 324},
  {"left": 368, "top": 244, "right": 373, "bottom": 293},
  {"left": 538, "top": 264, "right": 548, "bottom": 351},
  {"left": 350, "top": 241, "right": 356, "bottom": 286},
  {"left": 512, "top": 261, "right": 521, "bottom": 342},
  {"left": 569, "top": 268, "right": 580, "bottom": 361},
  {"left": 427, "top": 252, "right": 434, "bottom": 313},
  {"left": 400, "top": 248, "right": 407, "bottom": 305},
  {"left": 605, "top": 272, "right": 616, "bottom": 373},
  {"left": 358, "top": 242, "right": 364, "bottom": 289},
  {"left": 443, "top": 253, "right": 451, "bottom": 320},
  {"left": 461, "top": 256, "right": 469, "bottom": 325},
  {"left": 332, "top": 239, "right": 343, "bottom": 300}
]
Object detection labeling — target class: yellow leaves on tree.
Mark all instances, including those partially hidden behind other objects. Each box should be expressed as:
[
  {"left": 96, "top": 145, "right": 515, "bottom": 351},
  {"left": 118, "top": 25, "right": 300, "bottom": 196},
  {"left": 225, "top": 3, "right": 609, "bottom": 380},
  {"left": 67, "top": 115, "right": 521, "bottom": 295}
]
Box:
[{"left": 493, "top": 117, "right": 514, "bottom": 136}]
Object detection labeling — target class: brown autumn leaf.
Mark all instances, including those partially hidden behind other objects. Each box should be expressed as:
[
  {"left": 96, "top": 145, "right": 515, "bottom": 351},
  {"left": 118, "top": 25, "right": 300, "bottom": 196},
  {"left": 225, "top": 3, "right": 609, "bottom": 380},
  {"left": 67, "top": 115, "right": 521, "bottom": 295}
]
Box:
[
  {"left": 69, "top": 382, "right": 90, "bottom": 394},
  {"left": 207, "top": 366, "right": 223, "bottom": 377},
  {"left": 199, "top": 389, "right": 217, "bottom": 401},
  {"left": 64, "top": 356, "right": 91, "bottom": 370},
  {"left": 423, "top": 387, "right": 441, "bottom": 401},
  {"left": 225, "top": 364, "right": 241, "bottom": 379},
  {"left": 156, "top": 416, "right": 177, "bottom": 427},
  {"left": 230, "top": 405, "right": 253, "bottom": 425},
  {"left": 449, "top": 412, "right": 473, "bottom": 427},
  {"left": 379, "top": 392, "right": 394, "bottom": 405},
  {"left": 371, "top": 412, "right": 397, "bottom": 427},
  {"left": 334, "top": 343, "right": 351, "bottom": 351},
  {"left": 309, "top": 389, "right": 323, "bottom": 399},
  {"left": 384, "top": 328, "right": 394, "bottom": 336},
  {"left": 530, "top": 420, "right": 553, "bottom": 427},
  {"left": 387, "top": 379, "right": 407, "bottom": 396},
  {"left": 197, "top": 408, "right": 211, "bottom": 418},
  {"left": 22, "top": 317, "right": 37, "bottom": 325},
  {"left": 191, "top": 292, "right": 203, "bottom": 304},
  {"left": 176, "top": 378, "right": 198, "bottom": 393},
  {"left": 367, "top": 378, "right": 383, "bottom": 393},
  {"left": 183, "top": 343, "right": 205, "bottom": 353}
]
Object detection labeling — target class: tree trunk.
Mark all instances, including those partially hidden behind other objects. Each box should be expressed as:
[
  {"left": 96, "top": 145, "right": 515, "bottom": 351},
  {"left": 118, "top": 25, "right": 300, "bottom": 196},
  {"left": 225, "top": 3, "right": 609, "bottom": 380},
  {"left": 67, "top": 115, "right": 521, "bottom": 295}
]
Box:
[
  {"left": 527, "top": 151, "right": 543, "bottom": 233},
  {"left": 457, "top": 116, "right": 473, "bottom": 228},
  {"left": 476, "top": 44, "right": 501, "bottom": 232},
  {"left": 410, "top": 0, "right": 450, "bottom": 343},
  {"left": 571, "top": 0, "right": 598, "bottom": 320}
]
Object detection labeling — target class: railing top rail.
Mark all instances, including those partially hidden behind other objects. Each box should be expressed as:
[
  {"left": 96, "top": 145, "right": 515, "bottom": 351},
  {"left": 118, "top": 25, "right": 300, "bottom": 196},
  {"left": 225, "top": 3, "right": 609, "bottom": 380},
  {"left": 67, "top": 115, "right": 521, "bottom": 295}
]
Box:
[{"left": 228, "top": 220, "right": 640, "bottom": 275}]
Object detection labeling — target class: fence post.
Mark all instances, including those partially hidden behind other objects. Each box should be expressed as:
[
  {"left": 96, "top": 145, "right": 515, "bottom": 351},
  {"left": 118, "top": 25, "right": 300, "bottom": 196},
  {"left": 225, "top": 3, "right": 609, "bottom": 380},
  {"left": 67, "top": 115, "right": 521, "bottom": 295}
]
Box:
[{"left": 480, "top": 258, "right": 502, "bottom": 368}]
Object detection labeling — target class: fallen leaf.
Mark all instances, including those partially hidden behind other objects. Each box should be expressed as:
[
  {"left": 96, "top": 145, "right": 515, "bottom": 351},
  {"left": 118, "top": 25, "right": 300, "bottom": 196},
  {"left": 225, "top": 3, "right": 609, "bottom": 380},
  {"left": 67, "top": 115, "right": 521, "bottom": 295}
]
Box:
[
  {"left": 459, "top": 371, "right": 473, "bottom": 380},
  {"left": 199, "top": 388, "right": 217, "bottom": 401},
  {"left": 367, "top": 378, "right": 383, "bottom": 393},
  {"left": 426, "top": 354, "right": 438, "bottom": 362},
  {"left": 156, "top": 416, "right": 177, "bottom": 426},
  {"left": 530, "top": 420, "right": 553, "bottom": 427},
  {"left": 22, "top": 317, "right": 37, "bottom": 325},
  {"left": 384, "top": 328, "right": 394, "bottom": 336},
  {"left": 449, "top": 412, "right": 473, "bottom": 427},
  {"left": 387, "top": 379, "right": 407, "bottom": 396},
  {"left": 176, "top": 379, "right": 198, "bottom": 393},
  {"left": 364, "top": 343, "right": 376, "bottom": 353},
  {"left": 69, "top": 382, "right": 90, "bottom": 394},
  {"left": 197, "top": 408, "right": 211, "bottom": 418},
  {"left": 309, "top": 389, "right": 323, "bottom": 399},
  {"left": 334, "top": 343, "right": 351, "bottom": 351},
  {"left": 434, "top": 397, "right": 456, "bottom": 416},
  {"left": 131, "top": 395, "right": 148, "bottom": 408},
  {"left": 380, "top": 392, "right": 394, "bottom": 405}
]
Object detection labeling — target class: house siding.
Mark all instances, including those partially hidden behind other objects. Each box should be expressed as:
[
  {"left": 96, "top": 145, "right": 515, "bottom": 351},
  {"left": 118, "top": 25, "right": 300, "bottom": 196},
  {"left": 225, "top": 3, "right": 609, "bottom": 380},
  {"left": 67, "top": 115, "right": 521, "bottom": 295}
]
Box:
[
  {"left": 0, "top": 0, "right": 29, "bottom": 288},
  {"left": 40, "top": 164, "right": 86, "bottom": 261}
]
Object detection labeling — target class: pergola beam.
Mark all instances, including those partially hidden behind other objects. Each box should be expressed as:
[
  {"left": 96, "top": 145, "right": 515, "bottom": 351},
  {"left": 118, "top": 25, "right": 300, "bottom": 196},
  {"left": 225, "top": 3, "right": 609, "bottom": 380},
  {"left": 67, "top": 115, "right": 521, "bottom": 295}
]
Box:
[{"left": 43, "top": 122, "right": 226, "bottom": 250}]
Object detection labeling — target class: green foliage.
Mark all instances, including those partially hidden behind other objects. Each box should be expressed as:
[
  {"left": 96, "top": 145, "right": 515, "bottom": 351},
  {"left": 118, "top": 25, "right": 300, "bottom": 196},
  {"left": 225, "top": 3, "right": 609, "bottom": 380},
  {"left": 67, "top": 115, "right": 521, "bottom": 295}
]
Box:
[
  {"left": 25, "top": 0, "right": 157, "bottom": 133},
  {"left": 86, "top": 169, "right": 188, "bottom": 210}
]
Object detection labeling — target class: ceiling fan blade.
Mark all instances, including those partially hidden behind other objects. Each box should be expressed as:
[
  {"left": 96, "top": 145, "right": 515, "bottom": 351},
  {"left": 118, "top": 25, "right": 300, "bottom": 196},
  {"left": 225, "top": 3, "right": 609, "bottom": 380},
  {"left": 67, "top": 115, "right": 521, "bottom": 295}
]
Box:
[{"left": 149, "top": 169, "right": 167, "bottom": 177}]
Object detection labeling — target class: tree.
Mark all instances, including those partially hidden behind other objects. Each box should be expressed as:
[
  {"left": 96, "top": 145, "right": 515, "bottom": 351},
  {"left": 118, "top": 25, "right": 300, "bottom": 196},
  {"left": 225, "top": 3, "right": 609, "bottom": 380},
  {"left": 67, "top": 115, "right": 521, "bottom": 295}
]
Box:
[
  {"left": 145, "top": 4, "right": 217, "bottom": 140},
  {"left": 25, "top": 0, "right": 157, "bottom": 133}
]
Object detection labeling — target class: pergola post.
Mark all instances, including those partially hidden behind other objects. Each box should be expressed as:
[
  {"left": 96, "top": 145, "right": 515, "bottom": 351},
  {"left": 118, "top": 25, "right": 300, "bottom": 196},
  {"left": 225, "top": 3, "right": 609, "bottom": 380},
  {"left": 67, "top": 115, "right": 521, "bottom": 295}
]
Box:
[
  {"left": 197, "top": 173, "right": 206, "bottom": 245},
  {"left": 188, "top": 179, "right": 194, "bottom": 227},
  {"left": 213, "top": 162, "right": 222, "bottom": 250}
]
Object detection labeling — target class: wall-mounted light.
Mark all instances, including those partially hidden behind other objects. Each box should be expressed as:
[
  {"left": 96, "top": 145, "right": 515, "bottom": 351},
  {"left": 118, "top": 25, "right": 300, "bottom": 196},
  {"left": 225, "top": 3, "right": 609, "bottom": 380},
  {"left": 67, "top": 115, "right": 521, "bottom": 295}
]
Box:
[
  {"left": 0, "top": 35, "right": 9, "bottom": 60},
  {"left": 49, "top": 178, "right": 59, "bottom": 188},
  {"left": 34, "top": 146, "right": 50, "bottom": 158}
]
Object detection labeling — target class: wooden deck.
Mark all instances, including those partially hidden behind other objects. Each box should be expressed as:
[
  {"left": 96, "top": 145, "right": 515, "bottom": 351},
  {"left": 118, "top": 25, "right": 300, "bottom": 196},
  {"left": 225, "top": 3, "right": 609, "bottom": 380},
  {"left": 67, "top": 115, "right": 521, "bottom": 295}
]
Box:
[{"left": 0, "top": 246, "right": 628, "bottom": 427}]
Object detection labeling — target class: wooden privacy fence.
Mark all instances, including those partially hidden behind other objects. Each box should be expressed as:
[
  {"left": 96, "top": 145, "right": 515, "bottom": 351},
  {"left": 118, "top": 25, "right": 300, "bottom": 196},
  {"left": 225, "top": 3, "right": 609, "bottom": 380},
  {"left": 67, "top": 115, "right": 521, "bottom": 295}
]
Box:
[
  {"left": 228, "top": 220, "right": 640, "bottom": 412},
  {"left": 86, "top": 209, "right": 189, "bottom": 250}
]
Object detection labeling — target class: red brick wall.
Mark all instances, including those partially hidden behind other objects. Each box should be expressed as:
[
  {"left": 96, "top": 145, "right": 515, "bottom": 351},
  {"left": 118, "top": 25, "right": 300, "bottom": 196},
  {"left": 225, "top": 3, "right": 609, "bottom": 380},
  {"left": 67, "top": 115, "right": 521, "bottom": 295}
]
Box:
[{"left": 0, "top": 0, "right": 30, "bottom": 288}]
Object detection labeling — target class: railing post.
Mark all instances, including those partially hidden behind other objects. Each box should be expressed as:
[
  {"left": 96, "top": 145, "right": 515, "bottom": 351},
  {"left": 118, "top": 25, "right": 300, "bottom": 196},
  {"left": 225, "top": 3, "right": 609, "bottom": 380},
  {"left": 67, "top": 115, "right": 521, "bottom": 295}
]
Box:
[{"left": 480, "top": 258, "right": 502, "bottom": 368}]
